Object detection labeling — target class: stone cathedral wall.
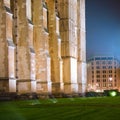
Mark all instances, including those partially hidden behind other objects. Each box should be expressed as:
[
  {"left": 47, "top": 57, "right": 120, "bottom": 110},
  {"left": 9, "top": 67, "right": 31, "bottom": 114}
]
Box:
[{"left": 0, "top": 0, "right": 86, "bottom": 96}]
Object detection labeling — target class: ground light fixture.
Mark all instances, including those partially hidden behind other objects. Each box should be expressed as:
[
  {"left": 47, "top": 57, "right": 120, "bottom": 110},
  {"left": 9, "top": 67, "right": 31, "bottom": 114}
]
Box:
[{"left": 109, "top": 91, "right": 117, "bottom": 97}]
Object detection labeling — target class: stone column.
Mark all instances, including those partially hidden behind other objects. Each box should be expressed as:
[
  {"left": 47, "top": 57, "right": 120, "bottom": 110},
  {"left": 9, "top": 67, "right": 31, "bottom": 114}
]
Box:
[
  {"left": 46, "top": 0, "right": 63, "bottom": 96},
  {"left": 26, "top": 0, "right": 36, "bottom": 93},
  {"left": 0, "top": 0, "right": 16, "bottom": 92},
  {"left": 56, "top": 0, "right": 78, "bottom": 94},
  {"left": 13, "top": 0, "right": 31, "bottom": 93},
  {"left": 28, "top": 23, "right": 36, "bottom": 93},
  {"left": 77, "top": 0, "right": 87, "bottom": 95},
  {"left": 32, "top": 0, "right": 51, "bottom": 95}
]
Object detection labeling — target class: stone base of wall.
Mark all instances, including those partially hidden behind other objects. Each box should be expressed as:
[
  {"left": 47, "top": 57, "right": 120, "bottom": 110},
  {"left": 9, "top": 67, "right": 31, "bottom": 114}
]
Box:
[
  {"left": 0, "top": 78, "right": 9, "bottom": 92},
  {"left": 0, "top": 77, "right": 16, "bottom": 93},
  {"left": 52, "top": 82, "right": 64, "bottom": 93},
  {"left": 31, "top": 80, "right": 36, "bottom": 92},
  {"left": 17, "top": 79, "right": 32, "bottom": 94},
  {"left": 78, "top": 83, "right": 86, "bottom": 96},
  {"left": 9, "top": 78, "right": 16, "bottom": 92},
  {"left": 36, "top": 81, "right": 51, "bottom": 94},
  {"left": 64, "top": 83, "right": 78, "bottom": 94}
]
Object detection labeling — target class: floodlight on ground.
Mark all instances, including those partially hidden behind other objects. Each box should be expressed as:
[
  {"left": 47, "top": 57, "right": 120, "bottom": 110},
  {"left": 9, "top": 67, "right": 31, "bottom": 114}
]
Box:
[{"left": 109, "top": 91, "right": 117, "bottom": 97}]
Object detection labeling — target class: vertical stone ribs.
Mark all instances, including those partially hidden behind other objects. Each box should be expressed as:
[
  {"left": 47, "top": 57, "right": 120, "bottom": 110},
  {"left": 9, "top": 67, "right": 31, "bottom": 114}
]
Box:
[
  {"left": 57, "top": 0, "right": 78, "bottom": 94},
  {"left": 32, "top": 0, "right": 51, "bottom": 94},
  {"left": 12, "top": 0, "right": 18, "bottom": 79},
  {"left": 0, "top": 0, "right": 87, "bottom": 96},
  {"left": 14, "top": 0, "right": 31, "bottom": 93},
  {"left": 0, "top": 0, "right": 16, "bottom": 92},
  {"left": 77, "top": 0, "right": 87, "bottom": 95},
  {"left": 46, "top": 0, "right": 63, "bottom": 96}
]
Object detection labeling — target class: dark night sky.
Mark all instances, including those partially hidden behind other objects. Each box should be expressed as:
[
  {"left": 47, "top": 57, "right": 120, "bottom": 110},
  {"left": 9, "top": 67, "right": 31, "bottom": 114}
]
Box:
[{"left": 86, "top": 0, "right": 120, "bottom": 60}]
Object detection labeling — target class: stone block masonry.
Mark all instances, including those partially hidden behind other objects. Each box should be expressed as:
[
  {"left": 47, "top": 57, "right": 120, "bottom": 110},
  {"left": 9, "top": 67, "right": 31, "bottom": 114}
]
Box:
[{"left": 0, "top": 0, "right": 86, "bottom": 96}]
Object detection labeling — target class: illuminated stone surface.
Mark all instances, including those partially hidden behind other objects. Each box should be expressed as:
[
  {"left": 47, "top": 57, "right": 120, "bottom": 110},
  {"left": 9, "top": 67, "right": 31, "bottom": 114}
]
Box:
[{"left": 0, "top": 0, "right": 86, "bottom": 95}]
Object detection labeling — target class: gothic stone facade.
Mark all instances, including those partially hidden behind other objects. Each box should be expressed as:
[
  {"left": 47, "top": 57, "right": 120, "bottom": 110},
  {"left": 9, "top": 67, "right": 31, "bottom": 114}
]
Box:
[{"left": 0, "top": 0, "right": 86, "bottom": 95}]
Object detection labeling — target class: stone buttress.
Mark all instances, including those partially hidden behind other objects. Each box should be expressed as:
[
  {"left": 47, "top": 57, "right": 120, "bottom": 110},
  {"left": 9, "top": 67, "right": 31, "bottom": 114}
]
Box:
[
  {"left": 11, "top": 0, "right": 35, "bottom": 93},
  {"left": 77, "top": 0, "right": 87, "bottom": 95},
  {"left": 46, "top": 0, "right": 63, "bottom": 95},
  {"left": 0, "top": 0, "right": 16, "bottom": 92},
  {"left": 0, "top": 0, "right": 87, "bottom": 96},
  {"left": 56, "top": 0, "right": 78, "bottom": 94},
  {"left": 32, "top": 0, "right": 51, "bottom": 95}
]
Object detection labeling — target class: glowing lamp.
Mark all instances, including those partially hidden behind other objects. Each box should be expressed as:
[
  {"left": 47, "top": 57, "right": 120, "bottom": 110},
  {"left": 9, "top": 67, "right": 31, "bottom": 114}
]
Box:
[{"left": 109, "top": 91, "right": 117, "bottom": 97}]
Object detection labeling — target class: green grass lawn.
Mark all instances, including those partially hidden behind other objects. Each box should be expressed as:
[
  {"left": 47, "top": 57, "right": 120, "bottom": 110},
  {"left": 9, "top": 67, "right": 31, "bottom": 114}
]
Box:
[{"left": 0, "top": 96, "right": 120, "bottom": 120}]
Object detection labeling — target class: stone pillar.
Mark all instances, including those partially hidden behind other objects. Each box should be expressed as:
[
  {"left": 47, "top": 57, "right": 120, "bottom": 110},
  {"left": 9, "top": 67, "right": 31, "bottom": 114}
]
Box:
[
  {"left": 28, "top": 22, "right": 36, "bottom": 93},
  {"left": 46, "top": 0, "right": 63, "bottom": 96},
  {"left": 77, "top": 0, "right": 87, "bottom": 95},
  {"left": 56, "top": 0, "right": 78, "bottom": 94},
  {"left": 32, "top": 0, "right": 51, "bottom": 94},
  {"left": 0, "top": 0, "right": 16, "bottom": 92},
  {"left": 27, "top": 0, "right": 36, "bottom": 93},
  {"left": 14, "top": 0, "right": 31, "bottom": 93}
]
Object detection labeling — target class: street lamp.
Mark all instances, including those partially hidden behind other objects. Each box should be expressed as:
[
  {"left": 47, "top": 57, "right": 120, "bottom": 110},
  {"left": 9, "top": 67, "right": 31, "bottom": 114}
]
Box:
[{"left": 109, "top": 77, "right": 112, "bottom": 81}]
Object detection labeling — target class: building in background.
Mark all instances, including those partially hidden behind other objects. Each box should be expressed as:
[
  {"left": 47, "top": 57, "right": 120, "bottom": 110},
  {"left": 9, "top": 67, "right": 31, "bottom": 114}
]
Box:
[
  {"left": 87, "top": 56, "right": 120, "bottom": 92},
  {"left": 0, "top": 0, "right": 86, "bottom": 96}
]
